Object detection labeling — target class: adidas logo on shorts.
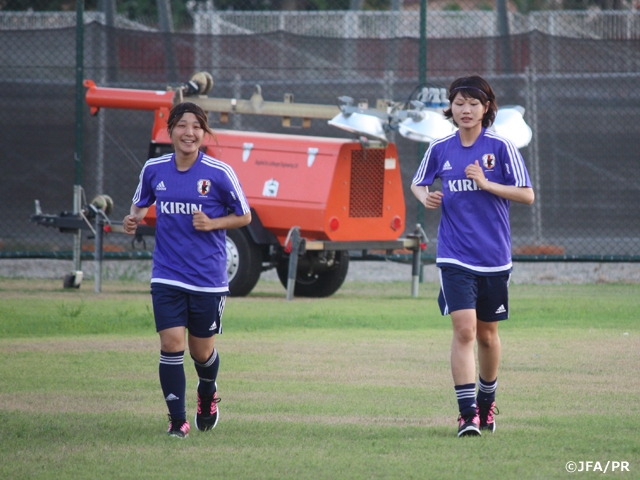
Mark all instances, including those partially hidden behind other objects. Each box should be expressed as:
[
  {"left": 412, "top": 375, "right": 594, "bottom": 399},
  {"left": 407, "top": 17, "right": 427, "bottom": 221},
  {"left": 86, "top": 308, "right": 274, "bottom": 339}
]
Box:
[{"left": 494, "top": 304, "right": 506, "bottom": 314}]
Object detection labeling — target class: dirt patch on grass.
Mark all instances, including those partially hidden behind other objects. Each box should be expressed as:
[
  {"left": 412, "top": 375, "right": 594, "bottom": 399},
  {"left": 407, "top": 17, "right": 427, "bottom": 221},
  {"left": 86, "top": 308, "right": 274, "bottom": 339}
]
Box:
[
  {"left": 0, "top": 337, "right": 157, "bottom": 353},
  {"left": 0, "top": 392, "right": 159, "bottom": 415},
  {"left": 222, "top": 412, "right": 452, "bottom": 428},
  {"left": 0, "top": 278, "right": 151, "bottom": 301},
  {"left": 219, "top": 334, "right": 451, "bottom": 388}
]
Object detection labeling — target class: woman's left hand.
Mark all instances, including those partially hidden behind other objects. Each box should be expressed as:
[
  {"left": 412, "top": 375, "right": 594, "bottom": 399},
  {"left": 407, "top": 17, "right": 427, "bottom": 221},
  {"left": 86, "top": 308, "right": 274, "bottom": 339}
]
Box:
[
  {"left": 465, "top": 160, "right": 490, "bottom": 191},
  {"left": 193, "top": 210, "right": 213, "bottom": 231}
]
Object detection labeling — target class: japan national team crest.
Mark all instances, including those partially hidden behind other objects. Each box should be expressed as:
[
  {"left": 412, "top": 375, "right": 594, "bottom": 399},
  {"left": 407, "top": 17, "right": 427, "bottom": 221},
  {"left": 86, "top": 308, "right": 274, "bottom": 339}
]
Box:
[
  {"left": 197, "top": 179, "right": 211, "bottom": 195},
  {"left": 482, "top": 153, "right": 496, "bottom": 170}
]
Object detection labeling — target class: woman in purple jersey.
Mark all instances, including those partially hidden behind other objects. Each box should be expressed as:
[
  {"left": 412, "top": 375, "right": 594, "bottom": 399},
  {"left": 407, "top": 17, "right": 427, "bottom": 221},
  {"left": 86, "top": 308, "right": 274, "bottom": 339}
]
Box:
[
  {"left": 411, "top": 75, "right": 534, "bottom": 437},
  {"left": 123, "top": 102, "right": 251, "bottom": 438}
]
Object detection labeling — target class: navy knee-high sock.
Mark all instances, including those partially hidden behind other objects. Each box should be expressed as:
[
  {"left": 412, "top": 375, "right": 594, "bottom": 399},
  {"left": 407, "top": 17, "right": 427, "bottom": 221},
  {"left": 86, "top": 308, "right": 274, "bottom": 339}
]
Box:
[
  {"left": 455, "top": 383, "right": 477, "bottom": 419},
  {"left": 159, "top": 350, "right": 186, "bottom": 419},
  {"left": 477, "top": 376, "right": 497, "bottom": 406},
  {"left": 193, "top": 349, "right": 219, "bottom": 396}
]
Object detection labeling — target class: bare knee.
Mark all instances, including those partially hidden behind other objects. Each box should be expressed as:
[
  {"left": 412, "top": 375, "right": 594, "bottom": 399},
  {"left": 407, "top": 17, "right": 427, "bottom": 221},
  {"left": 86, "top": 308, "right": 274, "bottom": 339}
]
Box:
[
  {"left": 476, "top": 326, "right": 499, "bottom": 349},
  {"left": 454, "top": 325, "right": 477, "bottom": 345},
  {"left": 191, "top": 349, "right": 213, "bottom": 363},
  {"left": 159, "top": 327, "right": 185, "bottom": 352},
  {"left": 161, "top": 337, "right": 184, "bottom": 352},
  {"left": 451, "top": 310, "right": 477, "bottom": 345},
  {"left": 189, "top": 335, "right": 215, "bottom": 363}
]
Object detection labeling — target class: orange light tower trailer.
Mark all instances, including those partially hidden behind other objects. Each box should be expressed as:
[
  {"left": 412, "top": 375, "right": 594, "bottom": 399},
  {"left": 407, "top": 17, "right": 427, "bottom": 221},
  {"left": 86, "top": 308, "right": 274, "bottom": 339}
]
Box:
[{"left": 83, "top": 77, "right": 425, "bottom": 298}]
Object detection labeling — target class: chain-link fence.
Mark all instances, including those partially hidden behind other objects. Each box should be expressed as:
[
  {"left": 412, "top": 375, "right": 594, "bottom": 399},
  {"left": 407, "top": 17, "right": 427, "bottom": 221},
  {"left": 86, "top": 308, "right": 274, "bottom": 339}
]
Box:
[{"left": 1, "top": 5, "right": 639, "bottom": 261}]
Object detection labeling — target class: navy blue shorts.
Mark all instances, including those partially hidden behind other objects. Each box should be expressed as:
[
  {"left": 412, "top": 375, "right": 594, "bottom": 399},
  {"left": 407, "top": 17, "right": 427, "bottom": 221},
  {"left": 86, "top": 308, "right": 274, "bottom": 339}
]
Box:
[
  {"left": 151, "top": 284, "right": 225, "bottom": 337},
  {"left": 437, "top": 266, "right": 510, "bottom": 321}
]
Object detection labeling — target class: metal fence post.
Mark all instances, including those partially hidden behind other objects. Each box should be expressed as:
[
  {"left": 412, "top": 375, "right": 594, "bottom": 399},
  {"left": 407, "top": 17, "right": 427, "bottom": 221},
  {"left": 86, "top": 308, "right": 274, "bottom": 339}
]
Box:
[
  {"left": 286, "top": 227, "right": 301, "bottom": 301},
  {"left": 71, "top": 0, "right": 84, "bottom": 284},
  {"left": 94, "top": 211, "right": 103, "bottom": 293}
]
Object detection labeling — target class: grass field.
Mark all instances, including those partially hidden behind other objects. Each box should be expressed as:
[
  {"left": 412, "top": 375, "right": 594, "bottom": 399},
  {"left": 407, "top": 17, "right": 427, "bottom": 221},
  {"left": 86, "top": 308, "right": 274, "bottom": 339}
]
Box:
[{"left": 1, "top": 278, "right": 639, "bottom": 479}]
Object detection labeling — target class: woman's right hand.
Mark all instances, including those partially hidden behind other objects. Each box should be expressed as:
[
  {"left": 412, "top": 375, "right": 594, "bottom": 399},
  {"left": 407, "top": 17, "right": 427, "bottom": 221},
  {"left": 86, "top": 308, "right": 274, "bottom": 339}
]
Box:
[
  {"left": 122, "top": 214, "right": 139, "bottom": 235},
  {"left": 424, "top": 190, "right": 444, "bottom": 209}
]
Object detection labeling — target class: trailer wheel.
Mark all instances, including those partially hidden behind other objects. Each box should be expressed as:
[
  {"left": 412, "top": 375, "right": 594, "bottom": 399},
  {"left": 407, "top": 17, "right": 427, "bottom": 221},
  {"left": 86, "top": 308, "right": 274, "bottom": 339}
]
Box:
[
  {"left": 226, "top": 228, "right": 262, "bottom": 297},
  {"left": 276, "top": 250, "right": 350, "bottom": 297}
]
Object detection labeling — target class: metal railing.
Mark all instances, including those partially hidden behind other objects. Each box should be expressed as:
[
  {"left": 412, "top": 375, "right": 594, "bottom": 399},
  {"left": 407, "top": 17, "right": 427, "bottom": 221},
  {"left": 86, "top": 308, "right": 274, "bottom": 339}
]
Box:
[{"left": 2, "top": 10, "right": 640, "bottom": 39}]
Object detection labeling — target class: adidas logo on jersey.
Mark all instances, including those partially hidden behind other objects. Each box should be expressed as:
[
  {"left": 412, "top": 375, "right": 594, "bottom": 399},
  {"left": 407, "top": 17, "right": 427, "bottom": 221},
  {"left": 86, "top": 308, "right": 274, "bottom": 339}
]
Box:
[
  {"left": 165, "top": 393, "right": 180, "bottom": 401},
  {"left": 156, "top": 181, "right": 167, "bottom": 191},
  {"left": 443, "top": 161, "right": 452, "bottom": 171},
  {"left": 495, "top": 304, "right": 506, "bottom": 314}
]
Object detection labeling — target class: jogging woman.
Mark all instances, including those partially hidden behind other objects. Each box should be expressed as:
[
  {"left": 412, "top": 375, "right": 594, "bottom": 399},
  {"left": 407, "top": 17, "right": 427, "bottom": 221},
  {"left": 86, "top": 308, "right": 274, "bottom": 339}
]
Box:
[
  {"left": 123, "top": 102, "right": 251, "bottom": 437},
  {"left": 411, "top": 75, "right": 534, "bottom": 437}
]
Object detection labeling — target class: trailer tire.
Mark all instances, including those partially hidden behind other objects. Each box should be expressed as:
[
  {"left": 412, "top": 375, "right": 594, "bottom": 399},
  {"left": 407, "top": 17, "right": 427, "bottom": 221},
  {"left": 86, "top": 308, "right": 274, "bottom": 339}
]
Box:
[
  {"left": 276, "top": 250, "right": 349, "bottom": 297},
  {"left": 226, "top": 228, "right": 262, "bottom": 297}
]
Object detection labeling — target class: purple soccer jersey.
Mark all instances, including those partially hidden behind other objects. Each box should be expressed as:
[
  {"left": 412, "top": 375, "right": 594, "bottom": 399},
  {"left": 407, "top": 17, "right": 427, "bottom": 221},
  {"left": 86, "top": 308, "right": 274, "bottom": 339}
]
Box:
[
  {"left": 133, "top": 151, "right": 250, "bottom": 293},
  {"left": 412, "top": 128, "right": 532, "bottom": 274}
]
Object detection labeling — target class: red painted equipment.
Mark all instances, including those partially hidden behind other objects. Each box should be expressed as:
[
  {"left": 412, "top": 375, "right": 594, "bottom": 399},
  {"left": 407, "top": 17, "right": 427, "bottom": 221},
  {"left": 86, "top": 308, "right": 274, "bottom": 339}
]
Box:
[
  {"left": 85, "top": 80, "right": 406, "bottom": 243},
  {"left": 84, "top": 78, "right": 420, "bottom": 297}
]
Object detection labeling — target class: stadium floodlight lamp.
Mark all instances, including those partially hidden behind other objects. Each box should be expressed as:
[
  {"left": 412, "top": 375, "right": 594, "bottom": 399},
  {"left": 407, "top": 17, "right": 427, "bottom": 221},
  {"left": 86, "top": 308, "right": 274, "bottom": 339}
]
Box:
[
  {"left": 327, "top": 90, "right": 532, "bottom": 149},
  {"left": 491, "top": 106, "right": 533, "bottom": 148},
  {"left": 328, "top": 100, "right": 389, "bottom": 142},
  {"left": 397, "top": 102, "right": 455, "bottom": 143}
]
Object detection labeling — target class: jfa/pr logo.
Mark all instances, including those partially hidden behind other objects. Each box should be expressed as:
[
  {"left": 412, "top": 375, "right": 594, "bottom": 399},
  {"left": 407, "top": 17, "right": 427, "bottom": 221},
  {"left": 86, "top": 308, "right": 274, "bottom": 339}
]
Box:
[{"left": 566, "top": 461, "right": 629, "bottom": 473}]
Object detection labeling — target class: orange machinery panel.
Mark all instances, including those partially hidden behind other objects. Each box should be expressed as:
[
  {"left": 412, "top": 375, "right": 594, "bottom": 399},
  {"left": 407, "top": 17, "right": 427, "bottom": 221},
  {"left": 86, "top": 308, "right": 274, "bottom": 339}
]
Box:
[
  {"left": 152, "top": 129, "right": 406, "bottom": 244},
  {"left": 84, "top": 80, "right": 406, "bottom": 245}
]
